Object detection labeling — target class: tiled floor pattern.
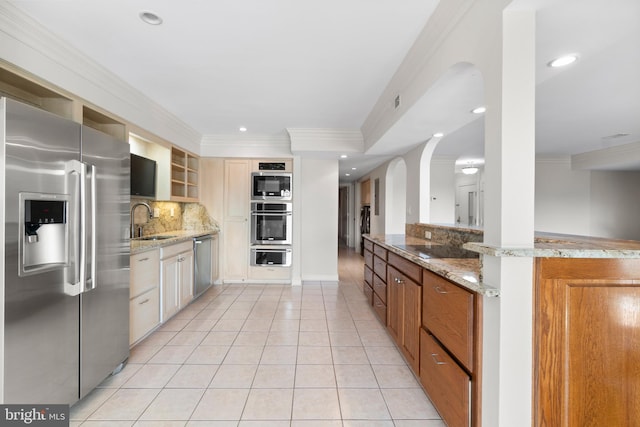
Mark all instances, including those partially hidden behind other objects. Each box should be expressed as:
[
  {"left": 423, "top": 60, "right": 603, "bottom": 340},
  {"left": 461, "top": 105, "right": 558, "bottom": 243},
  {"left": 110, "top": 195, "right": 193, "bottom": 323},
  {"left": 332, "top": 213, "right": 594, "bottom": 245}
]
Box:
[{"left": 71, "top": 246, "right": 444, "bottom": 426}]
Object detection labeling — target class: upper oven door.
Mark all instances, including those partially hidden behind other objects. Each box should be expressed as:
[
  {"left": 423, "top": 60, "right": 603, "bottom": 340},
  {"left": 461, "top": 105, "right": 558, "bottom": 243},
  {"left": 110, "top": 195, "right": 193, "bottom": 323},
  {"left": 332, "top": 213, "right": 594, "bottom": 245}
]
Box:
[
  {"left": 251, "top": 202, "right": 292, "bottom": 244},
  {"left": 251, "top": 172, "right": 292, "bottom": 200}
]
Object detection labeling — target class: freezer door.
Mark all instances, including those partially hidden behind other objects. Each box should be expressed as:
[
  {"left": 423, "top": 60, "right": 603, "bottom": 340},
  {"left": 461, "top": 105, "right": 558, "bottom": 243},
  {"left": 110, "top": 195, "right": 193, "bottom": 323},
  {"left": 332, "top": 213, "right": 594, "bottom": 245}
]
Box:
[
  {"left": 79, "top": 125, "right": 130, "bottom": 398},
  {"left": 2, "top": 98, "right": 81, "bottom": 404}
]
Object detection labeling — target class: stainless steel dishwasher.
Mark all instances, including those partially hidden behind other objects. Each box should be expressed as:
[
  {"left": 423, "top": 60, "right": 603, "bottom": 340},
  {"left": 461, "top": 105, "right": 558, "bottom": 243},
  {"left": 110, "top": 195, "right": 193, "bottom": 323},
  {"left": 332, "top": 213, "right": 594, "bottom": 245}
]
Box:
[{"left": 193, "top": 234, "right": 213, "bottom": 298}]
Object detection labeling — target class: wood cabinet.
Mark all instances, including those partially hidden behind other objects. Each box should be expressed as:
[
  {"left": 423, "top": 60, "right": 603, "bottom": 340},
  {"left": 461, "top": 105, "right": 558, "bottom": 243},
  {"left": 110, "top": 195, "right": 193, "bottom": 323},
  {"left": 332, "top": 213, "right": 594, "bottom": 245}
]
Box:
[
  {"left": 421, "top": 329, "right": 471, "bottom": 427},
  {"left": 534, "top": 257, "right": 640, "bottom": 427},
  {"left": 129, "top": 250, "right": 160, "bottom": 345},
  {"left": 160, "top": 241, "right": 194, "bottom": 322},
  {"left": 362, "top": 237, "right": 482, "bottom": 427},
  {"left": 170, "top": 146, "right": 199, "bottom": 201},
  {"left": 363, "top": 240, "right": 387, "bottom": 324},
  {"left": 421, "top": 268, "right": 477, "bottom": 427},
  {"left": 361, "top": 179, "right": 371, "bottom": 206},
  {"left": 422, "top": 270, "right": 475, "bottom": 371},
  {"left": 223, "top": 159, "right": 250, "bottom": 282},
  {"left": 387, "top": 264, "right": 422, "bottom": 374}
]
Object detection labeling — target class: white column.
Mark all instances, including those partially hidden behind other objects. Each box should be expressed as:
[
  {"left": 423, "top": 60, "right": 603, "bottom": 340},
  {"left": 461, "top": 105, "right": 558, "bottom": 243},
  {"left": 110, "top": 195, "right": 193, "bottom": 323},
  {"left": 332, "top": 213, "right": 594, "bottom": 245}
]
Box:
[{"left": 481, "top": 8, "right": 536, "bottom": 427}]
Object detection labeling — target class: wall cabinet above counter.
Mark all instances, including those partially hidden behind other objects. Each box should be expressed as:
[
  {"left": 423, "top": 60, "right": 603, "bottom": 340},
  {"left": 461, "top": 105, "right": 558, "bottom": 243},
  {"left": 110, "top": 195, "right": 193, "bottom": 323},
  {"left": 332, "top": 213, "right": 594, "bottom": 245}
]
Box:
[{"left": 130, "top": 133, "right": 199, "bottom": 203}]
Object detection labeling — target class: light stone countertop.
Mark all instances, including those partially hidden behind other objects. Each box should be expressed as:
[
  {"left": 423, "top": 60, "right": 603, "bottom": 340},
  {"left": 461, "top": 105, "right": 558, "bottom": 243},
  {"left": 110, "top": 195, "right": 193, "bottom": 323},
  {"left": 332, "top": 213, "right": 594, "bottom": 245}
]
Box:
[
  {"left": 130, "top": 229, "right": 218, "bottom": 255},
  {"left": 463, "top": 232, "right": 640, "bottom": 258},
  {"left": 364, "top": 234, "right": 499, "bottom": 297}
]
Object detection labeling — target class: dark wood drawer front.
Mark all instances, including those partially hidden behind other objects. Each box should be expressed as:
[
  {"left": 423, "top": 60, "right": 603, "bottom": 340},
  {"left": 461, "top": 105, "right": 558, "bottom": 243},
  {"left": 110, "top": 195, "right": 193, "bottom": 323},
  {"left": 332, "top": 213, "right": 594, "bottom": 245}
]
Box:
[
  {"left": 420, "top": 330, "right": 470, "bottom": 427},
  {"left": 373, "top": 273, "right": 387, "bottom": 303},
  {"left": 388, "top": 252, "right": 421, "bottom": 284},
  {"left": 423, "top": 269, "right": 474, "bottom": 371},
  {"left": 364, "top": 265, "right": 373, "bottom": 287},
  {"left": 374, "top": 244, "right": 388, "bottom": 260},
  {"left": 364, "top": 238, "right": 373, "bottom": 252},
  {"left": 364, "top": 283, "right": 374, "bottom": 305},
  {"left": 373, "top": 255, "right": 387, "bottom": 280},
  {"left": 364, "top": 250, "right": 374, "bottom": 269},
  {"left": 373, "top": 293, "right": 387, "bottom": 325}
]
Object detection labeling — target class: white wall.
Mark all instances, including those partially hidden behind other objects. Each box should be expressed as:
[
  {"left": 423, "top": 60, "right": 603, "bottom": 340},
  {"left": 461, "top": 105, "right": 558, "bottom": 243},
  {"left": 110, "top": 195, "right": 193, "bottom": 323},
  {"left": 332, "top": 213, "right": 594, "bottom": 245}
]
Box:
[
  {"left": 590, "top": 171, "right": 640, "bottom": 240},
  {"left": 535, "top": 158, "right": 591, "bottom": 235},
  {"left": 534, "top": 158, "right": 640, "bottom": 240},
  {"left": 299, "top": 158, "right": 339, "bottom": 281},
  {"left": 385, "top": 158, "right": 407, "bottom": 234},
  {"left": 366, "top": 163, "right": 388, "bottom": 236}
]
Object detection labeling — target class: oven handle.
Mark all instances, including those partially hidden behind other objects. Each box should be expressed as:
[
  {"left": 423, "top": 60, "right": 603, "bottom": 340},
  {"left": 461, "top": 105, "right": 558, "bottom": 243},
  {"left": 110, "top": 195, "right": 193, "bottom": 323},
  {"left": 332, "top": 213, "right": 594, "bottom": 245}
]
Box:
[
  {"left": 251, "top": 212, "right": 292, "bottom": 216},
  {"left": 252, "top": 248, "right": 292, "bottom": 253}
]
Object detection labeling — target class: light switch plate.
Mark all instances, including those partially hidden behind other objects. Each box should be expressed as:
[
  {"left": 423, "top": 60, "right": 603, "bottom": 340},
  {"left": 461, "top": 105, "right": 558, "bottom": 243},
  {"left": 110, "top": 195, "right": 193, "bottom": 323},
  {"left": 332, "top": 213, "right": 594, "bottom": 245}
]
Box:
[{"left": 153, "top": 207, "right": 160, "bottom": 218}]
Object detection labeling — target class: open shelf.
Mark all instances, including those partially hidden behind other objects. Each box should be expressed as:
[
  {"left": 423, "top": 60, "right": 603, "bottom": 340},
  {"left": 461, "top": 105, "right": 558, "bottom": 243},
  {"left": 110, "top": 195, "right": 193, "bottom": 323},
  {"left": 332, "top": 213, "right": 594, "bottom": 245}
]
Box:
[{"left": 170, "top": 146, "right": 199, "bottom": 202}]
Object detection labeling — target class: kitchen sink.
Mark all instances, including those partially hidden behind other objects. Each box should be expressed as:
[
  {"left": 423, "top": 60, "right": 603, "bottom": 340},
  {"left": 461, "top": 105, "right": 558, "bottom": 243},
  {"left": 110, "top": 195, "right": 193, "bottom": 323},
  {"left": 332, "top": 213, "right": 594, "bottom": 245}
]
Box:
[{"left": 136, "top": 235, "right": 176, "bottom": 241}]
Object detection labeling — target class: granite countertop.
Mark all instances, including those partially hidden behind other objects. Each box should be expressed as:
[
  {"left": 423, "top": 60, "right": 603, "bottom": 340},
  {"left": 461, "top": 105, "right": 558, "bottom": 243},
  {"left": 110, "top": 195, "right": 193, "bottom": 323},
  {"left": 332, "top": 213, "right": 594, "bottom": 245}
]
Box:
[
  {"left": 463, "top": 232, "right": 640, "bottom": 258},
  {"left": 130, "top": 229, "right": 218, "bottom": 255},
  {"left": 364, "top": 234, "right": 499, "bottom": 297}
]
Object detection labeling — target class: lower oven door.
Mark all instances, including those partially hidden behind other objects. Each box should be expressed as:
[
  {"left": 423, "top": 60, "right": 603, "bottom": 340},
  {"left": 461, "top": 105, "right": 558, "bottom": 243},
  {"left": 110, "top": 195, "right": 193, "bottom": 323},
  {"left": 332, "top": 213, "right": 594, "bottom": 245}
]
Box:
[
  {"left": 251, "top": 247, "right": 292, "bottom": 267},
  {"left": 251, "top": 211, "right": 292, "bottom": 244}
]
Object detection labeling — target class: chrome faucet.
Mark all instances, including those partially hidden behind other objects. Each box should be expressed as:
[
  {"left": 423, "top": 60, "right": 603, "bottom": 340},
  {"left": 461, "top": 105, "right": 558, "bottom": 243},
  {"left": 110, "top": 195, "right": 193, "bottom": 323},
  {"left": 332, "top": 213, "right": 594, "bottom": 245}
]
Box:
[{"left": 130, "top": 202, "right": 152, "bottom": 238}]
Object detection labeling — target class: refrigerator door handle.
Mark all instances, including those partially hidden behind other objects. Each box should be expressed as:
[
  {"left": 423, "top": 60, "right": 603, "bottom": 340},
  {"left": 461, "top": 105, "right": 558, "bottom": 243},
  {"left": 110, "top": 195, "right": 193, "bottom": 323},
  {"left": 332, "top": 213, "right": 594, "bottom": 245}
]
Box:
[
  {"left": 64, "top": 159, "right": 87, "bottom": 296},
  {"left": 85, "top": 164, "right": 97, "bottom": 291}
]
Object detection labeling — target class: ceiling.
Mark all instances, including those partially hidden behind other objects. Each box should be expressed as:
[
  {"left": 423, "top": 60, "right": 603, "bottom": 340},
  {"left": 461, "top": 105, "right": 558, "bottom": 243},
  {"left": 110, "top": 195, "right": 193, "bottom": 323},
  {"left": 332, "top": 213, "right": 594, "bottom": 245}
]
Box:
[{"left": 7, "top": 0, "right": 640, "bottom": 181}]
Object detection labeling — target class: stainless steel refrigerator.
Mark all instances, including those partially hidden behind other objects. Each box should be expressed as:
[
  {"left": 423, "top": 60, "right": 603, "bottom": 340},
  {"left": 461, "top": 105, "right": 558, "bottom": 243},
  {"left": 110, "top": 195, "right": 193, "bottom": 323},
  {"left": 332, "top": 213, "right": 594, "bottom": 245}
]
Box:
[{"left": 0, "top": 97, "right": 130, "bottom": 404}]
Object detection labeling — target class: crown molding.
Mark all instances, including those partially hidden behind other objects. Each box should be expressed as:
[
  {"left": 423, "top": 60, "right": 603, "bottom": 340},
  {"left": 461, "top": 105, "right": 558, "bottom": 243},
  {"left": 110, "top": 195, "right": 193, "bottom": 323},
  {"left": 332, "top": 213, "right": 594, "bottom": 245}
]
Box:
[
  {"left": 200, "top": 133, "right": 292, "bottom": 158},
  {"left": 287, "top": 128, "right": 364, "bottom": 154},
  {"left": 0, "top": 3, "right": 201, "bottom": 152}
]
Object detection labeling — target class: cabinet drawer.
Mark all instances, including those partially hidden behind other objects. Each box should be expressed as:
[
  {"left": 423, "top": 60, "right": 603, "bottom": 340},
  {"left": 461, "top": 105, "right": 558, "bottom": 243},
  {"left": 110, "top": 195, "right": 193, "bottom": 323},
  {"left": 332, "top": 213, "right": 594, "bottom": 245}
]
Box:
[
  {"left": 130, "top": 250, "right": 160, "bottom": 297},
  {"left": 364, "top": 239, "right": 373, "bottom": 252},
  {"left": 364, "top": 265, "right": 373, "bottom": 287},
  {"left": 373, "top": 244, "right": 387, "bottom": 260},
  {"left": 363, "top": 282, "right": 374, "bottom": 305},
  {"left": 388, "top": 252, "right": 421, "bottom": 284},
  {"left": 423, "top": 269, "right": 474, "bottom": 371},
  {"left": 373, "top": 255, "right": 387, "bottom": 280},
  {"left": 373, "top": 293, "right": 387, "bottom": 325},
  {"left": 373, "top": 273, "right": 387, "bottom": 303},
  {"left": 161, "top": 240, "right": 193, "bottom": 259},
  {"left": 420, "top": 329, "right": 471, "bottom": 427},
  {"left": 130, "top": 287, "right": 160, "bottom": 345},
  {"left": 364, "top": 250, "right": 373, "bottom": 269}
]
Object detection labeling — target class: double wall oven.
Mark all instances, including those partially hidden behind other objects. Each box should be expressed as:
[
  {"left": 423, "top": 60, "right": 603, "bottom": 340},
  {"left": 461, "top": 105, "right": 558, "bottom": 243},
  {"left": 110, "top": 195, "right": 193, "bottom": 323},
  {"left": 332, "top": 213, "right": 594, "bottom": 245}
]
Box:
[{"left": 250, "top": 164, "right": 292, "bottom": 267}]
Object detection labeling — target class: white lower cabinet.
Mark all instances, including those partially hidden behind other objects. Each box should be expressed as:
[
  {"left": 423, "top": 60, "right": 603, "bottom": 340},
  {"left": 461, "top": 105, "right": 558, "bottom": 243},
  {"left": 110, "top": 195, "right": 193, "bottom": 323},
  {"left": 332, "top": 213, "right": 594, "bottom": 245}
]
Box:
[
  {"left": 160, "top": 241, "right": 194, "bottom": 322},
  {"left": 129, "top": 249, "right": 160, "bottom": 345}
]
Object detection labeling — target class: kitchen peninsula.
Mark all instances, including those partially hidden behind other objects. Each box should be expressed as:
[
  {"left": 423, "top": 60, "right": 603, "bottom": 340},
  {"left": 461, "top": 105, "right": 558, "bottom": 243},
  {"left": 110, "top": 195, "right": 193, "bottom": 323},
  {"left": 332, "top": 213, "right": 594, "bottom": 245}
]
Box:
[{"left": 366, "top": 223, "right": 640, "bottom": 427}]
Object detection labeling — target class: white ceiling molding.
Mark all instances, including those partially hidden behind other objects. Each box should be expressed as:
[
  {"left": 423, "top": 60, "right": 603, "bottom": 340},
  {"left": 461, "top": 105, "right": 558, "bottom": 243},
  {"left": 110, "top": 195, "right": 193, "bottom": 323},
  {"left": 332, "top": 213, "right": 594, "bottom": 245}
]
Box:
[
  {"left": 288, "top": 129, "right": 364, "bottom": 156},
  {"left": 571, "top": 140, "right": 640, "bottom": 171},
  {"left": 0, "top": 3, "right": 201, "bottom": 153},
  {"left": 200, "top": 133, "right": 292, "bottom": 158}
]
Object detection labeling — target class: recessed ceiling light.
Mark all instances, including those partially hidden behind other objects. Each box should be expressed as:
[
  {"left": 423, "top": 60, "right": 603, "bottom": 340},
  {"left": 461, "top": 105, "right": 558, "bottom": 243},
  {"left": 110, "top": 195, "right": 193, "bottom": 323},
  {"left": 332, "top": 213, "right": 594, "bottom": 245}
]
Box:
[
  {"left": 340, "top": 154, "right": 348, "bottom": 159},
  {"left": 433, "top": 132, "right": 444, "bottom": 138},
  {"left": 139, "top": 11, "right": 163, "bottom": 25},
  {"left": 548, "top": 54, "right": 578, "bottom": 68},
  {"left": 351, "top": 167, "right": 357, "bottom": 170},
  {"left": 345, "top": 173, "right": 351, "bottom": 176},
  {"left": 239, "top": 127, "right": 247, "bottom": 132},
  {"left": 471, "top": 106, "right": 486, "bottom": 114}
]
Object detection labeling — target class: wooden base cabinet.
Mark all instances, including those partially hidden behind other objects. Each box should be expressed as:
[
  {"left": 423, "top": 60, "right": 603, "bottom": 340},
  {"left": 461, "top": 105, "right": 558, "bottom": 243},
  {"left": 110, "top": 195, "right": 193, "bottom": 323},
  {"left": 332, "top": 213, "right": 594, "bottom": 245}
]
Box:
[
  {"left": 387, "top": 264, "right": 421, "bottom": 374},
  {"left": 420, "top": 329, "right": 471, "bottom": 427},
  {"left": 535, "top": 258, "right": 640, "bottom": 427}
]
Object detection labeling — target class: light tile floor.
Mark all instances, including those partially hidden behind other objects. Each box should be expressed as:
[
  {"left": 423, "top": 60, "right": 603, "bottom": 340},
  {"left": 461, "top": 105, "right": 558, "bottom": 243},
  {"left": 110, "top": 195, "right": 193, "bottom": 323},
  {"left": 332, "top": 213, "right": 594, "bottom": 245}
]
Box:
[{"left": 71, "top": 246, "right": 445, "bottom": 426}]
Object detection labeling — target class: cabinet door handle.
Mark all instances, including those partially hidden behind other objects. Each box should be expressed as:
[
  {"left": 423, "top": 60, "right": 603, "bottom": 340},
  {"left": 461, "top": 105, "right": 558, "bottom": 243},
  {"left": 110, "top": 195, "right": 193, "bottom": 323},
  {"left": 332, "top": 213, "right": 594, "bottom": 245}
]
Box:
[
  {"left": 138, "top": 257, "right": 149, "bottom": 262},
  {"left": 434, "top": 285, "right": 448, "bottom": 294},
  {"left": 395, "top": 277, "right": 404, "bottom": 284},
  {"left": 138, "top": 298, "right": 150, "bottom": 305},
  {"left": 431, "top": 353, "right": 447, "bottom": 365}
]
